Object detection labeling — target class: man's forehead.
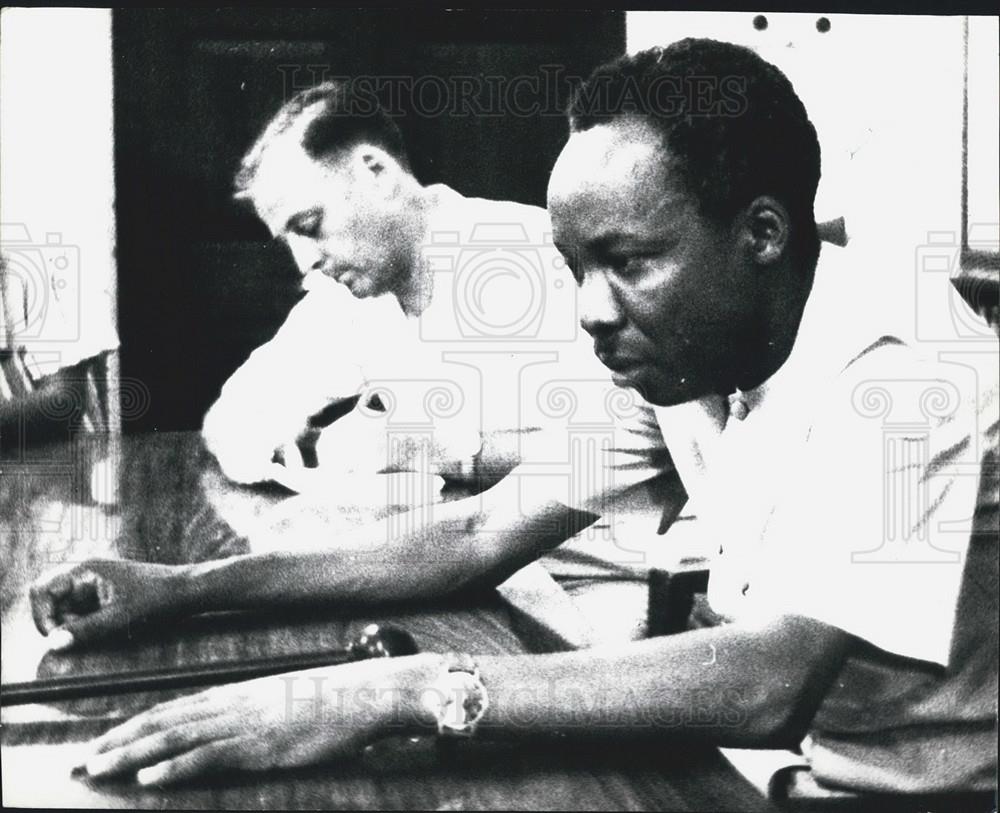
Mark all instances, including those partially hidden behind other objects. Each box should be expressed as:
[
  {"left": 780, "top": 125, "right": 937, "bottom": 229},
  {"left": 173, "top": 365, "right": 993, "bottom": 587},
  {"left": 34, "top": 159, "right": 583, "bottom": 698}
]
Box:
[
  {"left": 249, "top": 138, "right": 339, "bottom": 233},
  {"left": 548, "top": 118, "right": 666, "bottom": 202}
]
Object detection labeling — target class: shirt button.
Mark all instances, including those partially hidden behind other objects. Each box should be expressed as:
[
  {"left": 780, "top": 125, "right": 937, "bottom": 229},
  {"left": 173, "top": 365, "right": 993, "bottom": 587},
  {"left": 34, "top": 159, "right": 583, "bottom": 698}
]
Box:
[{"left": 741, "top": 582, "right": 750, "bottom": 596}]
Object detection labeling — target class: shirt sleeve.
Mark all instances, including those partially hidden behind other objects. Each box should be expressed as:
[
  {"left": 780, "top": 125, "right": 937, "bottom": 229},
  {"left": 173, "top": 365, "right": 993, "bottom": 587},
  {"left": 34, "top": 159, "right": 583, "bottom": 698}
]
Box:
[
  {"left": 517, "top": 380, "right": 674, "bottom": 519},
  {"left": 748, "top": 345, "right": 983, "bottom": 666},
  {"left": 201, "top": 282, "right": 368, "bottom": 479}
]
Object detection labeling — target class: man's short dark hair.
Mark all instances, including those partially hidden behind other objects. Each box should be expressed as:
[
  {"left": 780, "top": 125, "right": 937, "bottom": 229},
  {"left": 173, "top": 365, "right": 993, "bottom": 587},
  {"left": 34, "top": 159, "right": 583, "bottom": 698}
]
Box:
[
  {"left": 236, "top": 80, "right": 410, "bottom": 198},
  {"left": 568, "top": 39, "right": 821, "bottom": 264}
]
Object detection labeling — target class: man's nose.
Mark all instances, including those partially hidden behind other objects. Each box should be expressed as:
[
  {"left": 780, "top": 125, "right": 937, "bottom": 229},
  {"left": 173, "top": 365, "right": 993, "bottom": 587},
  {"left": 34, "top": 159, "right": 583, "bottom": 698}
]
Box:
[
  {"left": 286, "top": 236, "right": 324, "bottom": 276},
  {"left": 579, "top": 271, "right": 625, "bottom": 336}
]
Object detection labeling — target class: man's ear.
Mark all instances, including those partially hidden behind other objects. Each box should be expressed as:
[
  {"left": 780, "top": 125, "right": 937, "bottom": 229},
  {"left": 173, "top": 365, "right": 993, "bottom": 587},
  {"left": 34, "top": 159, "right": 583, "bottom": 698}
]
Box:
[
  {"left": 351, "top": 145, "right": 402, "bottom": 195},
  {"left": 743, "top": 196, "right": 790, "bottom": 266}
]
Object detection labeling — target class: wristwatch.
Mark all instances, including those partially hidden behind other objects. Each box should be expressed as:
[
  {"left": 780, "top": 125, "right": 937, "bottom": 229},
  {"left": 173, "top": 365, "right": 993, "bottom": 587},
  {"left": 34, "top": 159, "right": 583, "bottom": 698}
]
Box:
[{"left": 422, "top": 652, "right": 489, "bottom": 738}]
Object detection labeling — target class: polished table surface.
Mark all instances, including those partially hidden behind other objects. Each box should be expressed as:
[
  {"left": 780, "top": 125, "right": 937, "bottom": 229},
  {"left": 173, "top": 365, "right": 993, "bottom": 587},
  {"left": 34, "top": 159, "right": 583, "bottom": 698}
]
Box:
[{"left": 1, "top": 432, "right": 776, "bottom": 811}]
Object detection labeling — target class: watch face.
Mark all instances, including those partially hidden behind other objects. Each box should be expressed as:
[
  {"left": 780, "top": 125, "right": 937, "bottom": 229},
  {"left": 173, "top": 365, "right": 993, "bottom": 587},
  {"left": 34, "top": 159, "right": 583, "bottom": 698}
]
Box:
[{"left": 430, "top": 667, "right": 488, "bottom": 737}]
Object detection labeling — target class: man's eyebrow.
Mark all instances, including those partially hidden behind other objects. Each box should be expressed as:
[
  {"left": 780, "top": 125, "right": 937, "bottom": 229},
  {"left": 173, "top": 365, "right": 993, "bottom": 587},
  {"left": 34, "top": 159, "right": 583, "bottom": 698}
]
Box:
[
  {"left": 600, "top": 226, "right": 681, "bottom": 253},
  {"left": 553, "top": 231, "right": 630, "bottom": 257},
  {"left": 590, "top": 231, "right": 644, "bottom": 254},
  {"left": 554, "top": 227, "right": 672, "bottom": 259}
]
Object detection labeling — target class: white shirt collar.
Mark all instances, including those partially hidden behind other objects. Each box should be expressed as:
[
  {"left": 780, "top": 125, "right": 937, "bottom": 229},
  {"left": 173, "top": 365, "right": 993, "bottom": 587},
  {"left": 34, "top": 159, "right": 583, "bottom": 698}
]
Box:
[{"left": 655, "top": 241, "right": 885, "bottom": 491}]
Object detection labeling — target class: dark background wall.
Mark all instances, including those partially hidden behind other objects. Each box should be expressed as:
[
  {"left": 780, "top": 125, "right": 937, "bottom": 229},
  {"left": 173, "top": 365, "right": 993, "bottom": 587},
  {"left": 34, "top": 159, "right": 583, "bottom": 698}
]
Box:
[{"left": 113, "top": 9, "right": 626, "bottom": 433}]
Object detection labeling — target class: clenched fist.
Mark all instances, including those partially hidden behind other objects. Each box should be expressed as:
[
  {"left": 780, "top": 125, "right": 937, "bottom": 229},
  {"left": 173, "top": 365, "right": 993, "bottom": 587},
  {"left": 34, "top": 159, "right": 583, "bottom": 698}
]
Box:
[{"left": 29, "top": 559, "right": 191, "bottom": 650}]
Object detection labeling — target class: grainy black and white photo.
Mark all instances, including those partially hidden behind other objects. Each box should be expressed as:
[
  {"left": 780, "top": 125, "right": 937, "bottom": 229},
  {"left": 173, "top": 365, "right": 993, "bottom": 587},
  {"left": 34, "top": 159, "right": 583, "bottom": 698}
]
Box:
[{"left": 1, "top": 7, "right": 998, "bottom": 811}]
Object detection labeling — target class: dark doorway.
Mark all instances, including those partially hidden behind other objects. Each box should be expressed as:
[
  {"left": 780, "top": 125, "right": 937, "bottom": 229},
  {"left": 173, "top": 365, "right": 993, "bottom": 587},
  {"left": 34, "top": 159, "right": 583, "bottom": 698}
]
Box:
[{"left": 113, "top": 9, "right": 625, "bottom": 432}]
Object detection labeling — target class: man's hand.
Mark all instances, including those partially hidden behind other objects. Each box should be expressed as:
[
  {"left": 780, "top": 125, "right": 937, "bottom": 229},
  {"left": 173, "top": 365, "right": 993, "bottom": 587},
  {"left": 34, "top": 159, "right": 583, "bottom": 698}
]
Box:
[
  {"left": 79, "top": 655, "right": 438, "bottom": 785},
  {"left": 29, "top": 560, "right": 191, "bottom": 650}
]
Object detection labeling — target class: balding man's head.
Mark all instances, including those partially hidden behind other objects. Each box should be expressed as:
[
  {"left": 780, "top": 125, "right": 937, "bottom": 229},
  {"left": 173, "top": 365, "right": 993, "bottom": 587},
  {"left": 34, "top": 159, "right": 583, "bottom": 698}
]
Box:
[
  {"left": 235, "top": 80, "right": 410, "bottom": 202},
  {"left": 566, "top": 39, "right": 821, "bottom": 267}
]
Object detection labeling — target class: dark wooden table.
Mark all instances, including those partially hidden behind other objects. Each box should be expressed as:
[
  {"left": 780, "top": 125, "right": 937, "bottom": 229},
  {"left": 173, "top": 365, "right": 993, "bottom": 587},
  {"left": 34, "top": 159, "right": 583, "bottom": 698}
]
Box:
[{"left": 0, "top": 432, "right": 776, "bottom": 811}]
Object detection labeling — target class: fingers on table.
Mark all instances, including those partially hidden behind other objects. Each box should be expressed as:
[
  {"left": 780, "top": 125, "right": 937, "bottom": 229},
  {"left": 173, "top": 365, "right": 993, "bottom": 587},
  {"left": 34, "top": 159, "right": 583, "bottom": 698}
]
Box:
[
  {"left": 136, "top": 739, "right": 246, "bottom": 786},
  {"left": 90, "top": 693, "right": 218, "bottom": 755},
  {"left": 56, "top": 602, "right": 129, "bottom": 647},
  {"left": 88, "top": 715, "right": 240, "bottom": 779},
  {"left": 29, "top": 566, "right": 80, "bottom": 634}
]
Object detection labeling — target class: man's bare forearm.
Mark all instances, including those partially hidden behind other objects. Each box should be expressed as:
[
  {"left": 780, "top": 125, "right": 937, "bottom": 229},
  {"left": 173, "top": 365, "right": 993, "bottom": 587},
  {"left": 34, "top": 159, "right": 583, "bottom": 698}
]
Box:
[
  {"left": 178, "top": 475, "right": 597, "bottom": 613},
  {"left": 464, "top": 615, "right": 849, "bottom": 748}
]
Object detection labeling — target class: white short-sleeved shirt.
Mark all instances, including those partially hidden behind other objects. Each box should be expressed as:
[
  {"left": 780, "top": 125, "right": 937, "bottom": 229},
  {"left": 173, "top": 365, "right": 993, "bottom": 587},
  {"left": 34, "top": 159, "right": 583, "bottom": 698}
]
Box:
[
  {"left": 533, "top": 240, "right": 993, "bottom": 790},
  {"left": 653, "top": 243, "right": 982, "bottom": 664},
  {"left": 652, "top": 243, "right": 995, "bottom": 793},
  {"left": 203, "top": 185, "right": 600, "bottom": 486}
]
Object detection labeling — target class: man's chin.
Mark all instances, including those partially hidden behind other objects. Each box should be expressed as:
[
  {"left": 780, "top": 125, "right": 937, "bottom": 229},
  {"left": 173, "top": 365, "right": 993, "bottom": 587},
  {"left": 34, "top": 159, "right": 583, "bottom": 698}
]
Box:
[
  {"left": 609, "top": 369, "right": 657, "bottom": 405},
  {"left": 610, "top": 369, "right": 692, "bottom": 408},
  {"left": 609, "top": 369, "right": 639, "bottom": 390}
]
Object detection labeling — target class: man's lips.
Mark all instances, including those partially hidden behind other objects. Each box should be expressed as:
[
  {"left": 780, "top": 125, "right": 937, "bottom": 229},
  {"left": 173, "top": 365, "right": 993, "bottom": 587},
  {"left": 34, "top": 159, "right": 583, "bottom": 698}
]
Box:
[{"left": 595, "top": 346, "right": 641, "bottom": 373}]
